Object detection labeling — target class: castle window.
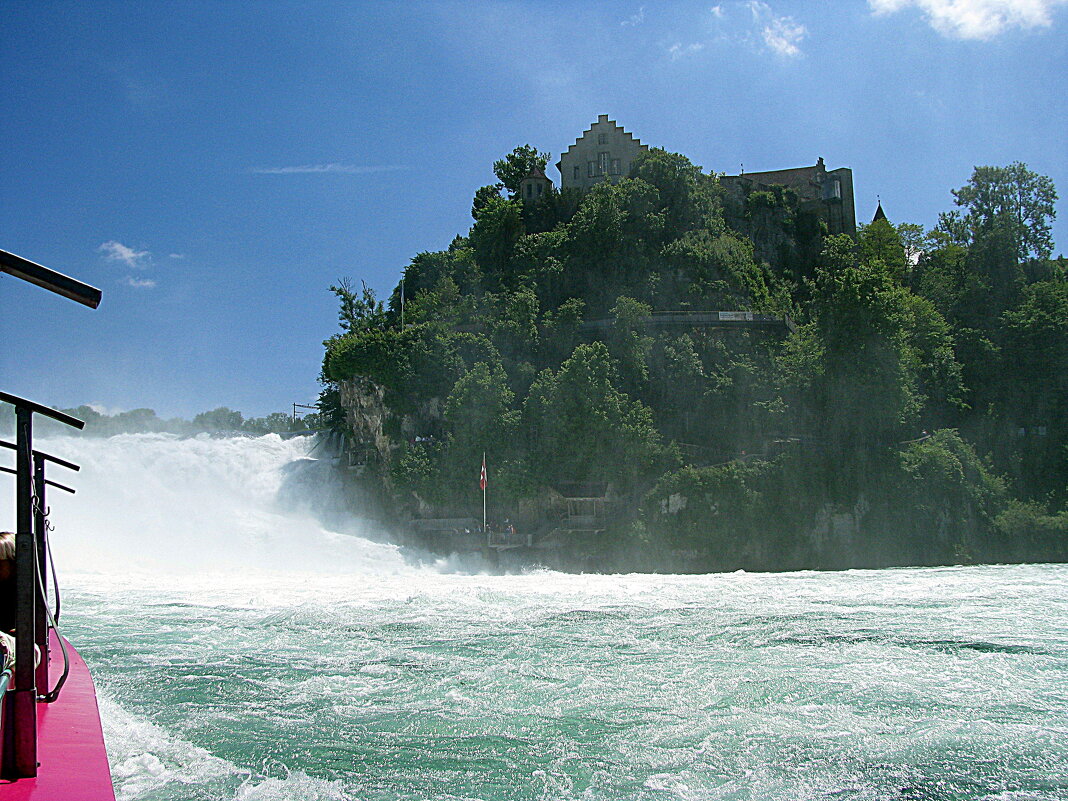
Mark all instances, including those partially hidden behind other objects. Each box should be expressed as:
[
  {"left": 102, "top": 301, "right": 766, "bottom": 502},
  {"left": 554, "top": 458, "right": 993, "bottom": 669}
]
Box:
[
  {"left": 598, "top": 133, "right": 607, "bottom": 145},
  {"left": 598, "top": 152, "right": 610, "bottom": 175},
  {"left": 611, "top": 158, "right": 621, "bottom": 175},
  {"left": 588, "top": 161, "right": 597, "bottom": 177},
  {"left": 574, "top": 165, "right": 580, "bottom": 180},
  {"left": 526, "top": 184, "right": 533, "bottom": 198},
  {"left": 536, "top": 184, "right": 543, "bottom": 196}
]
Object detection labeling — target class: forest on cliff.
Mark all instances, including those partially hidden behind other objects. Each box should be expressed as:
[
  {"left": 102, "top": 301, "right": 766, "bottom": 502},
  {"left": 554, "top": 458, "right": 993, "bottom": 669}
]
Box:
[{"left": 320, "top": 146, "right": 1066, "bottom": 571}]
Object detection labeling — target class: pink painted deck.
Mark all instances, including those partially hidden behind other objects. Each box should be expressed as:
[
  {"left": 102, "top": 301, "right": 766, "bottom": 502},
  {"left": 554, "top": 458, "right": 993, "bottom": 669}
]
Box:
[{"left": 0, "top": 631, "right": 115, "bottom": 801}]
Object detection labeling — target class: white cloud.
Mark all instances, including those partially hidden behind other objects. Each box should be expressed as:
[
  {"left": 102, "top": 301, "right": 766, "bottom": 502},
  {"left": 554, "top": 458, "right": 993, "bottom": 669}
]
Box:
[
  {"left": 762, "top": 15, "right": 807, "bottom": 54},
  {"left": 870, "top": 0, "right": 1068, "bottom": 39},
  {"left": 99, "top": 240, "right": 150, "bottom": 269},
  {"left": 250, "top": 163, "right": 408, "bottom": 175},
  {"left": 668, "top": 41, "right": 705, "bottom": 59},
  {"left": 121, "top": 276, "right": 157, "bottom": 289},
  {"left": 711, "top": 5, "right": 726, "bottom": 18},
  {"left": 747, "top": 1, "right": 807, "bottom": 55},
  {"left": 168, "top": 253, "right": 185, "bottom": 260},
  {"left": 622, "top": 6, "right": 646, "bottom": 25}
]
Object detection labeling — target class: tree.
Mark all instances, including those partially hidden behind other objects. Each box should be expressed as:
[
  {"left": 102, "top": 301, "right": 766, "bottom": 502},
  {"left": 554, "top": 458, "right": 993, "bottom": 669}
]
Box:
[
  {"left": 561, "top": 183, "right": 625, "bottom": 307},
  {"left": 192, "top": 407, "right": 244, "bottom": 433},
  {"left": 943, "top": 162, "right": 1057, "bottom": 261},
  {"left": 807, "top": 235, "right": 965, "bottom": 459},
  {"left": 493, "top": 145, "right": 550, "bottom": 196},
  {"left": 243, "top": 412, "right": 296, "bottom": 434},
  {"left": 998, "top": 279, "right": 1068, "bottom": 502},
  {"left": 607, "top": 296, "right": 652, "bottom": 394},
  {"left": 541, "top": 296, "right": 585, "bottom": 365},
  {"left": 469, "top": 197, "right": 524, "bottom": 287},
  {"left": 330, "top": 278, "right": 386, "bottom": 333},
  {"left": 629, "top": 148, "right": 718, "bottom": 236},
  {"left": 522, "top": 342, "right": 667, "bottom": 490},
  {"left": 857, "top": 218, "right": 908, "bottom": 282},
  {"left": 662, "top": 229, "right": 765, "bottom": 308},
  {"left": 472, "top": 184, "right": 504, "bottom": 218},
  {"left": 490, "top": 286, "right": 540, "bottom": 359},
  {"left": 810, "top": 237, "right": 921, "bottom": 452},
  {"left": 444, "top": 359, "right": 518, "bottom": 466}
]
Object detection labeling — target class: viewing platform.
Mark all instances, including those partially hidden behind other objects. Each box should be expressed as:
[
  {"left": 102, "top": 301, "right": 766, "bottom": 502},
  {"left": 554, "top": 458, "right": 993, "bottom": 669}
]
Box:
[
  {"left": 454, "top": 311, "right": 795, "bottom": 337},
  {"left": 579, "top": 310, "right": 796, "bottom": 335}
]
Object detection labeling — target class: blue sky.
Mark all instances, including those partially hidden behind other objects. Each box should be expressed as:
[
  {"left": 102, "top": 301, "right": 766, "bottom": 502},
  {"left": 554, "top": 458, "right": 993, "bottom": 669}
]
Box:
[{"left": 3, "top": 0, "right": 1066, "bottom": 418}]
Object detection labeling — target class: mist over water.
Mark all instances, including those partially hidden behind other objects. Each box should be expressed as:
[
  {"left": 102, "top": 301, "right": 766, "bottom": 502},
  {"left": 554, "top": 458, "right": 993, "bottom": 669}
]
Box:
[
  {"left": 22, "top": 433, "right": 413, "bottom": 577},
  {"left": 6, "top": 435, "right": 1068, "bottom": 800}
]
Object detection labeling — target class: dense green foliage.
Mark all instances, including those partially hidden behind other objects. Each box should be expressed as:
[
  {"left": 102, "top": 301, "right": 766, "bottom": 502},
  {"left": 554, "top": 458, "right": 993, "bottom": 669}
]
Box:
[{"left": 321, "top": 149, "right": 1065, "bottom": 568}]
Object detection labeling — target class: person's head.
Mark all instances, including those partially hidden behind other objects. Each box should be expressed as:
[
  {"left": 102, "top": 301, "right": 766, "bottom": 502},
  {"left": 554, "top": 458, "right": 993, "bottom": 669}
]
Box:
[{"left": 0, "top": 532, "right": 14, "bottom": 584}]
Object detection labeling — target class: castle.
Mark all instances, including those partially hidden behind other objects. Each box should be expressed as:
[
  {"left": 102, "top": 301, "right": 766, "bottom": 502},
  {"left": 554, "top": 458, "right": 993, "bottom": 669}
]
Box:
[
  {"left": 521, "top": 114, "right": 857, "bottom": 236},
  {"left": 721, "top": 157, "right": 856, "bottom": 236}
]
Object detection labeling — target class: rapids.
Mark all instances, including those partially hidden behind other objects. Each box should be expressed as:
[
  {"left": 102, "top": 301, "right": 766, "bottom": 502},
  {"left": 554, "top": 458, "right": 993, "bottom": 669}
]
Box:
[{"left": 5, "top": 434, "right": 1068, "bottom": 800}]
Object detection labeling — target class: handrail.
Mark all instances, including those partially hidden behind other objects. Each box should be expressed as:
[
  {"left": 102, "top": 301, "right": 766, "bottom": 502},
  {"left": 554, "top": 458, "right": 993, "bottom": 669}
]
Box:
[
  {"left": 1, "top": 392, "right": 84, "bottom": 779},
  {"left": 0, "top": 249, "right": 102, "bottom": 309},
  {"left": 0, "top": 392, "right": 85, "bottom": 430},
  {"left": 2, "top": 251, "right": 100, "bottom": 781},
  {"left": 0, "top": 466, "right": 76, "bottom": 494},
  {"left": 0, "top": 440, "right": 81, "bottom": 472}
]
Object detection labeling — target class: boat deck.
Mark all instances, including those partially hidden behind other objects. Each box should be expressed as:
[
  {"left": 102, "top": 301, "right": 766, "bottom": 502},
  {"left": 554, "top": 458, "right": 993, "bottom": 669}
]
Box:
[{"left": 0, "top": 630, "right": 115, "bottom": 800}]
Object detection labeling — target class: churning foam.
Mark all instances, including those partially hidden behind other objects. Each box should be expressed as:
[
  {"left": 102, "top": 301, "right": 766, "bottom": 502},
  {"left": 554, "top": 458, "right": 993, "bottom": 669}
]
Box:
[{"left": 1, "top": 433, "right": 412, "bottom": 578}]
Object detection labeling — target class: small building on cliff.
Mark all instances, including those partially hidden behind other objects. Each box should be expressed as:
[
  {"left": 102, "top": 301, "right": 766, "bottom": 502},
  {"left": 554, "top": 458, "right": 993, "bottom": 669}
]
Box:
[{"left": 518, "top": 166, "right": 553, "bottom": 203}]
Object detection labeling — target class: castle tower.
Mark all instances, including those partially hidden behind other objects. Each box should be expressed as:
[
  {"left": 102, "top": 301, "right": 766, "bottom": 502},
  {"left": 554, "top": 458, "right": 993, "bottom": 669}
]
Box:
[
  {"left": 518, "top": 166, "right": 553, "bottom": 203},
  {"left": 557, "top": 114, "right": 648, "bottom": 191}
]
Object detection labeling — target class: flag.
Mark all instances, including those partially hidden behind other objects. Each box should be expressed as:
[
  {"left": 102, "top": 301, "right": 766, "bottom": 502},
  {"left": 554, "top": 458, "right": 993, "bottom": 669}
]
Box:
[{"left": 480, "top": 454, "right": 487, "bottom": 491}]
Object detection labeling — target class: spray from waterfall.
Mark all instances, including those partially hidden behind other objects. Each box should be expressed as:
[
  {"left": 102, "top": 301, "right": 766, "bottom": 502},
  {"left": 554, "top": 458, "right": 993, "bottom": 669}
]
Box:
[{"left": 0, "top": 433, "right": 413, "bottom": 577}]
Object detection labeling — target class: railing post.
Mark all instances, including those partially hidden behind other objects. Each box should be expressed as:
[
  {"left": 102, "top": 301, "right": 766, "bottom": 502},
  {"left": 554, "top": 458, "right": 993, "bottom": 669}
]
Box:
[
  {"left": 33, "top": 454, "right": 49, "bottom": 695},
  {"left": 12, "top": 407, "right": 37, "bottom": 777}
]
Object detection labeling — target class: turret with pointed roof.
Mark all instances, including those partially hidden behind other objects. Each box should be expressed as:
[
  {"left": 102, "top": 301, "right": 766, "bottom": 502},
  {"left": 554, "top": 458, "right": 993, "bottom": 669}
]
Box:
[{"left": 518, "top": 165, "right": 552, "bottom": 203}]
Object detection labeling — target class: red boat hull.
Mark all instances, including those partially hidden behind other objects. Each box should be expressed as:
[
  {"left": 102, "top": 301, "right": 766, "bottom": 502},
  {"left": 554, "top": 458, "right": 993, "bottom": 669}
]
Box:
[{"left": 0, "top": 630, "right": 115, "bottom": 800}]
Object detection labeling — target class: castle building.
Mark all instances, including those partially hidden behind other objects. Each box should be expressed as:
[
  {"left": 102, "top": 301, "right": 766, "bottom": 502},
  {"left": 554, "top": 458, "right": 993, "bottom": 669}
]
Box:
[
  {"left": 557, "top": 114, "right": 648, "bottom": 192},
  {"left": 546, "top": 116, "right": 857, "bottom": 236},
  {"left": 721, "top": 157, "right": 856, "bottom": 236}
]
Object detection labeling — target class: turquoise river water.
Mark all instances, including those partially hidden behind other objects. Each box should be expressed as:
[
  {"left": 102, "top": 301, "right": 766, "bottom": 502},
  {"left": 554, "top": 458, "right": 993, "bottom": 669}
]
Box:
[{"left": 13, "top": 434, "right": 1068, "bottom": 800}]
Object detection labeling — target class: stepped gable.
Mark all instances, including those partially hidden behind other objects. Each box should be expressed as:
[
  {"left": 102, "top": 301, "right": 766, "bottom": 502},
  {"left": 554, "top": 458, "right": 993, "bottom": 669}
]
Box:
[
  {"left": 560, "top": 114, "right": 645, "bottom": 155},
  {"left": 557, "top": 114, "right": 649, "bottom": 192}
]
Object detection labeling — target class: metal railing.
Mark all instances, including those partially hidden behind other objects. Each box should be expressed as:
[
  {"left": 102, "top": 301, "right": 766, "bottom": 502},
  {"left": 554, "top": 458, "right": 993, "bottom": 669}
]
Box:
[
  {"left": 0, "top": 392, "right": 84, "bottom": 779},
  {"left": 1, "top": 249, "right": 99, "bottom": 781}
]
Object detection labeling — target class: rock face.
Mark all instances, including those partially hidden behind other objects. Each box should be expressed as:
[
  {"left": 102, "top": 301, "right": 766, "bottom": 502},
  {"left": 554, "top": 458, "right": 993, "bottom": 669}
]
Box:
[{"left": 338, "top": 377, "right": 393, "bottom": 467}]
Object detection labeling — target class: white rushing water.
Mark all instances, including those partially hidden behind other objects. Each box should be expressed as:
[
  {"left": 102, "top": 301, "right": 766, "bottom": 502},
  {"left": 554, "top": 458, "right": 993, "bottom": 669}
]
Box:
[{"left": 5, "top": 434, "right": 1068, "bottom": 800}]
